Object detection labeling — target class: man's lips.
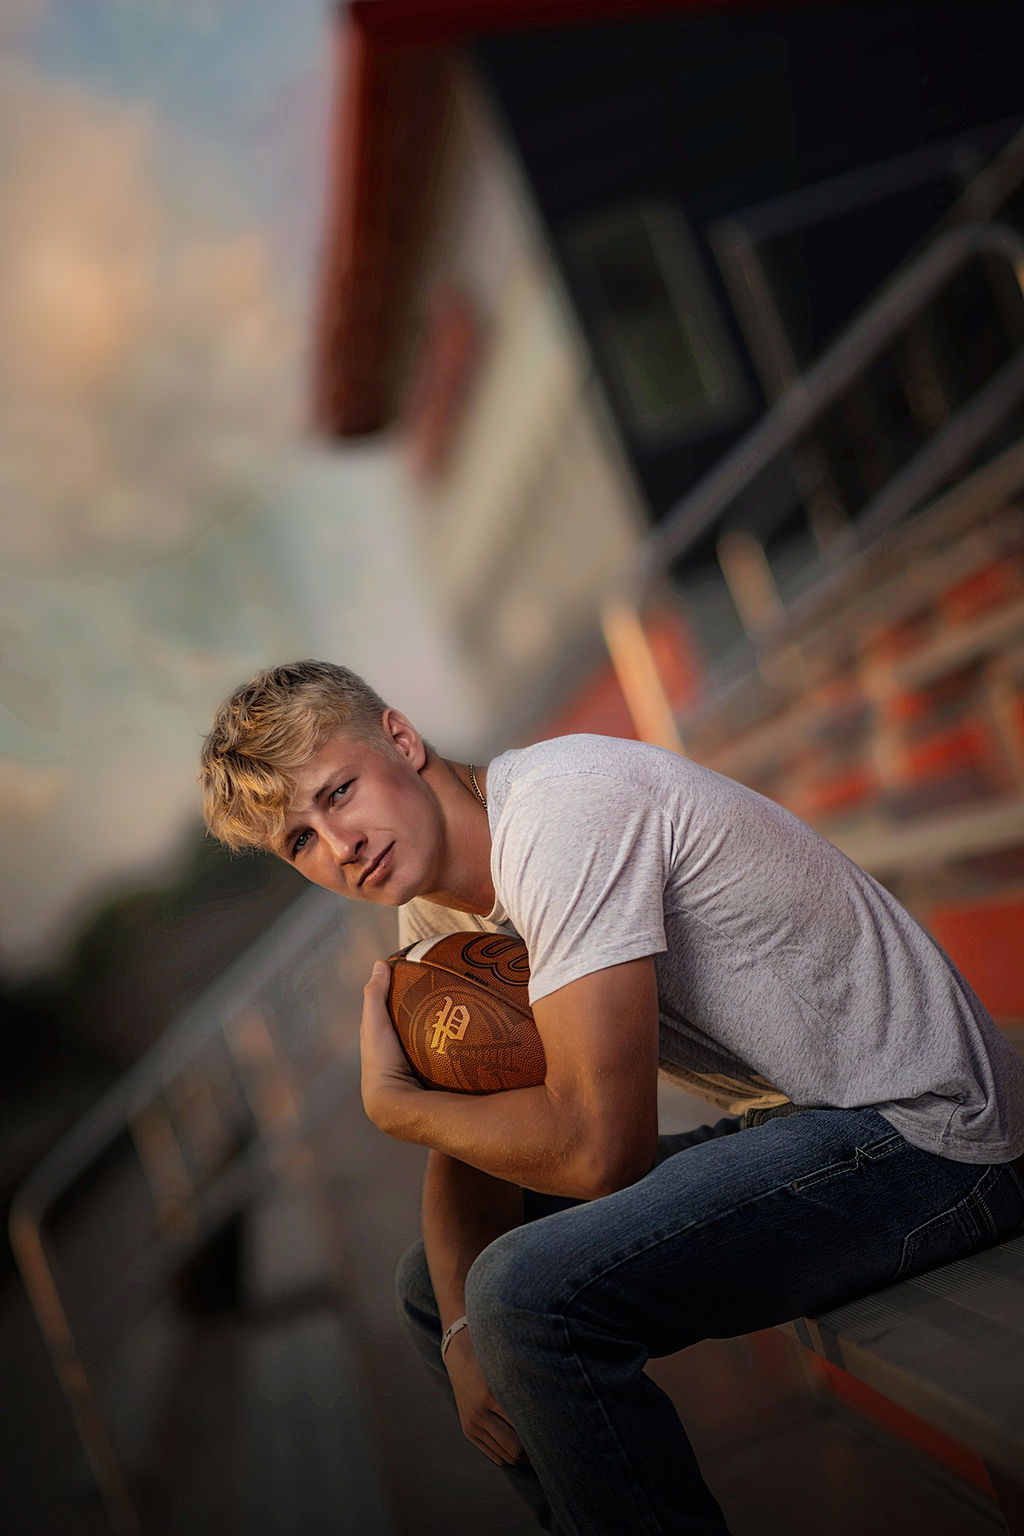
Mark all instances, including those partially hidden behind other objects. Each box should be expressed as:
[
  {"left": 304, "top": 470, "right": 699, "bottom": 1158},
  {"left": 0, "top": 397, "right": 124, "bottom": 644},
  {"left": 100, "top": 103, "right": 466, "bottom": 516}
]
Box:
[{"left": 360, "top": 842, "right": 394, "bottom": 888}]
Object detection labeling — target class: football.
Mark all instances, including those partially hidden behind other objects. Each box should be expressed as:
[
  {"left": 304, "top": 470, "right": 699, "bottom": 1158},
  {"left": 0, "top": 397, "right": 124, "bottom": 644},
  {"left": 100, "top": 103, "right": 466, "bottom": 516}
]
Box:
[{"left": 386, "top": 931, "right": 546, "bottom": 1094}]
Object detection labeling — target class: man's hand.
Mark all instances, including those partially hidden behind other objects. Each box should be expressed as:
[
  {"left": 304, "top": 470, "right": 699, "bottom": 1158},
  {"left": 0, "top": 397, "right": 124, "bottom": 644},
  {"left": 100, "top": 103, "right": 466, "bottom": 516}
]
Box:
[
  {"left": 360, "top": 959, "right": 422, "bottom": 1131},
  {"left": 443, "top": 1325, "right": 524, "bottom": 1466}
]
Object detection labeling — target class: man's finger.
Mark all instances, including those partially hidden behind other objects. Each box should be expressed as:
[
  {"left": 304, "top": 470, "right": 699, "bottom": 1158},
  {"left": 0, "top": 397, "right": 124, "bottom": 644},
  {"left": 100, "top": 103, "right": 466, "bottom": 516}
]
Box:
[
  {"left": 481, "top": 1407, "right": 523, "bottom": 1462},
  {"left": 471, "top": 1424, "right": 521, "bottom": 1466},
  {"left": 363, "top": 958, "right": 390, "bottom": 999},
  {"left": 478, "top": 1425, "right": 515, "bottom": 1462},
  {"left": 360, "top": 962, "right": 407, "bottom": 1065}
]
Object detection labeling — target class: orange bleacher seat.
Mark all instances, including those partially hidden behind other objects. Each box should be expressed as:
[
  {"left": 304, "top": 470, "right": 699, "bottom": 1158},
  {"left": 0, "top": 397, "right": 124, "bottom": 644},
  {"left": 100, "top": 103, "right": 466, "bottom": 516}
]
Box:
[
  {"left": 938, "top": 557, "right": 1024, "bottom": 626},
  {"left": 927, "top": 895, "right": 1024, "bottom": 1022}
]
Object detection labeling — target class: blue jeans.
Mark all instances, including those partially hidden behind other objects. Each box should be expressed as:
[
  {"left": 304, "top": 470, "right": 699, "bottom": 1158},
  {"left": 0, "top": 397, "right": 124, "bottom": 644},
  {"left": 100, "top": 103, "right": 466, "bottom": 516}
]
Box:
[{"left": 396, "top": 1108, "right": 1024, "bottom": 1536}]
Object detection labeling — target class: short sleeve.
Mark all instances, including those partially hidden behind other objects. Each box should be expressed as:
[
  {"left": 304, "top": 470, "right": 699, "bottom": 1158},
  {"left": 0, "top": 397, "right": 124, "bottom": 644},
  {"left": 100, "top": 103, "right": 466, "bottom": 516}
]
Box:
[{"left": 491, "top": 771, "right": 671, "bottom": 1004}]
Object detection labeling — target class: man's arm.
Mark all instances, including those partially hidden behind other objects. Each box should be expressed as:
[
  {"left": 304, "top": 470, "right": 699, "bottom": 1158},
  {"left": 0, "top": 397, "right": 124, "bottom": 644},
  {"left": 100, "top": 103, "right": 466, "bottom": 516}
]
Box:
[
  {"left": 361, "top": 954, "right": 660, "bottom": 1199},
  {"left": 422, "top": 1151, "right": 525, "bottom": 1465},
  {"left": 423, "top": 1150, "right": 524, "bottom": 1326}
]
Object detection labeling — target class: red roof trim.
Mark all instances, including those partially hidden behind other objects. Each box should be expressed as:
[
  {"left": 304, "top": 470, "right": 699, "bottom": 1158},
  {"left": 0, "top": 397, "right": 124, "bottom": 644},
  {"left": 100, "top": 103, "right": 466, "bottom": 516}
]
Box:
[
  {"left": 351, "top": 0, "right": 800, "bottom": 46},
  {"left": 316, "top": 0, "right": 841, "bottom": 436},
  {"left": 313, "top": 15, "right": 450, "bottom": 434}
]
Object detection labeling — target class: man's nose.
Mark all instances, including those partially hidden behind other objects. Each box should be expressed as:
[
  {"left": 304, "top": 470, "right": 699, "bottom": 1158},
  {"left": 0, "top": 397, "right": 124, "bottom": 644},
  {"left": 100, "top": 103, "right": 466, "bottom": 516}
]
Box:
[{"left": 320, "top": 822, "right": 363, "bottom": 866}]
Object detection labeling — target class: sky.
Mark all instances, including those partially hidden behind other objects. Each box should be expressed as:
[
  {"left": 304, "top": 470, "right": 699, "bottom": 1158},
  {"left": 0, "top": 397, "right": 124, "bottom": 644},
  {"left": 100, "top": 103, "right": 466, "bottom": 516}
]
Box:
[{"left": 0, "top": 0, "right": 481, "bottom": 978}]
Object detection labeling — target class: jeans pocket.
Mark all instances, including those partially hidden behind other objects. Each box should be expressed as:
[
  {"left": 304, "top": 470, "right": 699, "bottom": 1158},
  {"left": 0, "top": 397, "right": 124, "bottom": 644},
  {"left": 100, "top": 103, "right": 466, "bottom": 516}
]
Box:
[
  {"left": 790, "top": 1132, "right": 905, "bottom": 1193},
  {"left": 894, "top": 1169, "right": 993, "bottom": 1283}
]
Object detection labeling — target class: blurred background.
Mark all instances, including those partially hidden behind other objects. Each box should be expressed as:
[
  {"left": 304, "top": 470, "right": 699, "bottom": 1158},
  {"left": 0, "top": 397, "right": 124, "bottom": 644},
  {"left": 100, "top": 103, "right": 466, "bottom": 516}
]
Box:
[{"left": 3, "top": 2, "right": 1024, "bottom": 1534}]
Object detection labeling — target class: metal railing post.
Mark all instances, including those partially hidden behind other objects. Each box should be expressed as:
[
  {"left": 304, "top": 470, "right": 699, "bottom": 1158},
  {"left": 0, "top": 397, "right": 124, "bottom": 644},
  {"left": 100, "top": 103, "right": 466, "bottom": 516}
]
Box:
[{"left": 603, "top": 222, "right": 1024, "bottom": 738}]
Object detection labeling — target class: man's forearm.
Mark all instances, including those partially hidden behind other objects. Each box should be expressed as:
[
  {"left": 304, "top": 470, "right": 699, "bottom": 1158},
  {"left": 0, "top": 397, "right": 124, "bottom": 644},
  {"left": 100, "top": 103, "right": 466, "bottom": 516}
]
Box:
[
  {"left": 422, "top": 1150, "right": 524, "bottom": 1327},
  {"left": 382, "top": 1081, "right": 607, "bottom": 1197},
  {"left": 383, "top": 1079, "right": 654, "bottom": 1198}
]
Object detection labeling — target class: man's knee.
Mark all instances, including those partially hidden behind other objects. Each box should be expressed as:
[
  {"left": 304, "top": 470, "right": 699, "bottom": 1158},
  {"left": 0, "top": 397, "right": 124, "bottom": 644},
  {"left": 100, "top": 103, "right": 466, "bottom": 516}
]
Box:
[
  {"left": 464, "top": 1229, "right": 535, "bottom": 1389},
  {"left": 467, "top": 1224, "right": 528, "bottom": 1306},
  {"left": 465, "top": 1222, "right": 563, "bottom": 1351}
]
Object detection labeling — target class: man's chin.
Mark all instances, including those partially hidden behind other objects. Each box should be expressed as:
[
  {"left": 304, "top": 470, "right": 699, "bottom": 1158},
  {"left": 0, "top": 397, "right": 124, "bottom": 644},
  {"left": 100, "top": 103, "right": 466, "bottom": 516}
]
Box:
[{"left": 353, "top": 873, "right": 420, "bottom": 908}]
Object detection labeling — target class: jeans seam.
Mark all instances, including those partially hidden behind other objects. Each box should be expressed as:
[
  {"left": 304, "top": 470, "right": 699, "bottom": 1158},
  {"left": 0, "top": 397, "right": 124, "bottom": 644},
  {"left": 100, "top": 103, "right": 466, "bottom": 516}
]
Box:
[
  {"left": 860, "top": 1133, "right": 906, "bottom": 1158},
  {"left": 558, "top": 1166, "right": 857, "bottom": 1314},
  {"left": 559, "top": 1134, "right": 913, "bottom": 1311},
  {"left": 894, "top": 1164, "right": 1001, "bottom": 1280},
  {"left": 895, "top": 1206, "right": 964, "bottom": 1281},
  {"left": 557, "top": 1189, "right": 791, "bottom": 1312},
  {"left": 978, "top": 1170, "right": 993, "bottom": 1235},
  {"left": 557, "top": 1311, "right": 682, "bottom": 1536},
  {"left": 968, "top": 1162, "right": 1003, "bottom": 1238},
  {"left": 789, "top": 1134, "right": 905, "bottom": 1192},
  {"left": 1007, "top": 1158, "right": 1024, "bottom": 1204}
]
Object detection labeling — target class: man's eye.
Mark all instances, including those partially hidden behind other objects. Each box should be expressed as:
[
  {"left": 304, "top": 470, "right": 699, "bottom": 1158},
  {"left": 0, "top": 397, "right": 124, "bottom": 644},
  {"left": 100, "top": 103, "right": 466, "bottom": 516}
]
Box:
[
  {"left": 329, "top": 780, "right": 354, "bottom": 804},
  {"left": 292, "top": 829, "right": 311, "bottom": 857}
]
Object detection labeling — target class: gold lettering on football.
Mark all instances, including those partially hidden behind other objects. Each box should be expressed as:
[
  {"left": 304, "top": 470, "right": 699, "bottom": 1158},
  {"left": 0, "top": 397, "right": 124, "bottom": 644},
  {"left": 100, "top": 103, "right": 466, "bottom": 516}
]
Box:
[{"left": 430, "top": 996, "right": 471, "bottom": 1053}]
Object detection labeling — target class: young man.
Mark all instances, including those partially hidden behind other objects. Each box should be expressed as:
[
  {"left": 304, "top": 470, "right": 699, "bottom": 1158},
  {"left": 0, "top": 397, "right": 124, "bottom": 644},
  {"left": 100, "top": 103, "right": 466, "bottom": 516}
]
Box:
[{"left": 201, "top": 659, "right": 1024, "bottom": 1536}]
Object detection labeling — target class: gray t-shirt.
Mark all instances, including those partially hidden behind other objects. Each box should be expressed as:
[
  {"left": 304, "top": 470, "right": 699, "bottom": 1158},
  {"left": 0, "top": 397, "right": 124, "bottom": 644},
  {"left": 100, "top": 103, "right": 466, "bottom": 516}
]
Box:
[{"left": 399, "top": 735, "right": 1024, "bottom": 1162}]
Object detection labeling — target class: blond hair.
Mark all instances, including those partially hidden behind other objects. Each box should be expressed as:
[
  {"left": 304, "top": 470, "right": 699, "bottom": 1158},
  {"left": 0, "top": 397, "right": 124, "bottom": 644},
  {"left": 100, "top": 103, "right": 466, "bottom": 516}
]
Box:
[{"left": 199, "top": 660, "right": 389, "bottom": 852}]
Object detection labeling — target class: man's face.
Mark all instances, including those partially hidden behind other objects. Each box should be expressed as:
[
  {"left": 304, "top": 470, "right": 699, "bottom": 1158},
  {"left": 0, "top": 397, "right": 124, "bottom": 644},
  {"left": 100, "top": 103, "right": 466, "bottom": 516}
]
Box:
[{"left": 274, "top": 715, "right": 444, "bottom": 906}]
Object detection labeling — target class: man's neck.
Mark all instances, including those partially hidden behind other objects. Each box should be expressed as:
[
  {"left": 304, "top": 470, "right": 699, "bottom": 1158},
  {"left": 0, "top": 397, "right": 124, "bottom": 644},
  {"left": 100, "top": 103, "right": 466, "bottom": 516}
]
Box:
[{"left": 418, "top": 754, "right": 494, "bottom": 916}]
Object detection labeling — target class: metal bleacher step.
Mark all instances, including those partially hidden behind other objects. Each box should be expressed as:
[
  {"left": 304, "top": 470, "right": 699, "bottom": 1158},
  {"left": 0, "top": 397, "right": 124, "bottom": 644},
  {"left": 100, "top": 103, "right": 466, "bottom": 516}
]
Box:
[{"left": 237, "top": 1178, "right": 395, "bottom": 1536}]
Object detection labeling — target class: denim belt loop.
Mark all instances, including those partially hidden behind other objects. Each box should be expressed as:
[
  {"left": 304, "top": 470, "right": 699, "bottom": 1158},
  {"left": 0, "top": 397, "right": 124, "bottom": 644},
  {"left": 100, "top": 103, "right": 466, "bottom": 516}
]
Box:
[{"left": 744, "top": 1102, "right": 809, "bottom": 1129}]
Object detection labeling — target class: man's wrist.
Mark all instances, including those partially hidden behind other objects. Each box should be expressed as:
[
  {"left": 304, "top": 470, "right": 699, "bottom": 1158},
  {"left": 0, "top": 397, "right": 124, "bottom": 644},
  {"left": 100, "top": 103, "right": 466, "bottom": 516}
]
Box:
[
  {"left": 440, "top": 1314, "right": 470, "bottom": 1365},
  {"left": 363, "top": 1072, "right": 425, "bottom": 1138}
]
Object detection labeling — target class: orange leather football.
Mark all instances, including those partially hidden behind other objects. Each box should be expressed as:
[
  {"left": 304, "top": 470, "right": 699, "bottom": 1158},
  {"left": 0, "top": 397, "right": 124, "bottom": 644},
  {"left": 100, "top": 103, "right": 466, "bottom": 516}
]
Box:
[{"left": 386, "top": 932, "right": 546, "bottom": 1094}]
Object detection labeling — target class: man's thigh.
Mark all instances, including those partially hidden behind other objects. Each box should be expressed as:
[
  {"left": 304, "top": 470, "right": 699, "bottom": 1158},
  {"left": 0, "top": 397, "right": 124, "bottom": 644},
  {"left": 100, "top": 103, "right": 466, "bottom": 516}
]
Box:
[{"left": 474, "top": 1107, "right": 1023, "bottom": 1356}]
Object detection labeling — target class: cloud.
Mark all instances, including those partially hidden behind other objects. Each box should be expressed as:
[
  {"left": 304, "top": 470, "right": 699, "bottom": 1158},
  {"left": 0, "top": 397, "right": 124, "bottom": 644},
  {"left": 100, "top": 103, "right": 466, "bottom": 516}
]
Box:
[
  {"left": 0, "top": 58, "right": 300, "bottom": 577},
  {"left": 0, "top": 511, "right": 306, "bottom": 975},
  {"left": 0, "top": 0, "right": 49, "bottom": 49},
  {"left": 0, "top": 52, "right": 312, "bottom": 973}
]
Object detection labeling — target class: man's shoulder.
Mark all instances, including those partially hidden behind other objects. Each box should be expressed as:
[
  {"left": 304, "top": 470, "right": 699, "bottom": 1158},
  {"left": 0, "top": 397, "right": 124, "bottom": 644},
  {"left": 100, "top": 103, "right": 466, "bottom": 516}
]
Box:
[
  {"left": 492, "top": 734, "right": 690, "bottom": 795},
  {"left": 488, "top": 735, "right": 688, "bottom": 880},
  {"left": 488, "top": 735, "right": 716, "bottom": 832}
]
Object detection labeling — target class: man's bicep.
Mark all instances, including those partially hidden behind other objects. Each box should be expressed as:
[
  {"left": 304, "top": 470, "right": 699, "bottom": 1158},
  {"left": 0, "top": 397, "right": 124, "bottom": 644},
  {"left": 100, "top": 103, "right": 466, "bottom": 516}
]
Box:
[
  {"left": 531, "top": 956, "right": 661, "bottom": 1190},
  {"left": 495, "top": 776, "right": 670, "bottom": 993}
]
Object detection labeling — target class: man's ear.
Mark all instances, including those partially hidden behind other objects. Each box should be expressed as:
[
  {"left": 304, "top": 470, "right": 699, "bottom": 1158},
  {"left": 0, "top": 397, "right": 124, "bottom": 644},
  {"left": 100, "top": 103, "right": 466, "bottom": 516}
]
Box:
[{"left": 381, "top": 708, "right": 427, "bottom": 770}]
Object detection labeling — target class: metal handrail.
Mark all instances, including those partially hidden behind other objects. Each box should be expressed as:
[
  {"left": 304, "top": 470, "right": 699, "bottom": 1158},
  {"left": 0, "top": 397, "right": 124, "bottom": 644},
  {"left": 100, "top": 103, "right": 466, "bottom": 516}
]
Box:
[
  {"left": 603, "top": 221, "right": 1024, "bottom": 749},
  {"left": 643, "top": 220, "right": 1024, "bottom": 583},
  {"left": 9, "top": 883, "right": 391, "bottom": 1536},
  {"left": 12, "top": 888, "right": 336, "bottom": 1220}
]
